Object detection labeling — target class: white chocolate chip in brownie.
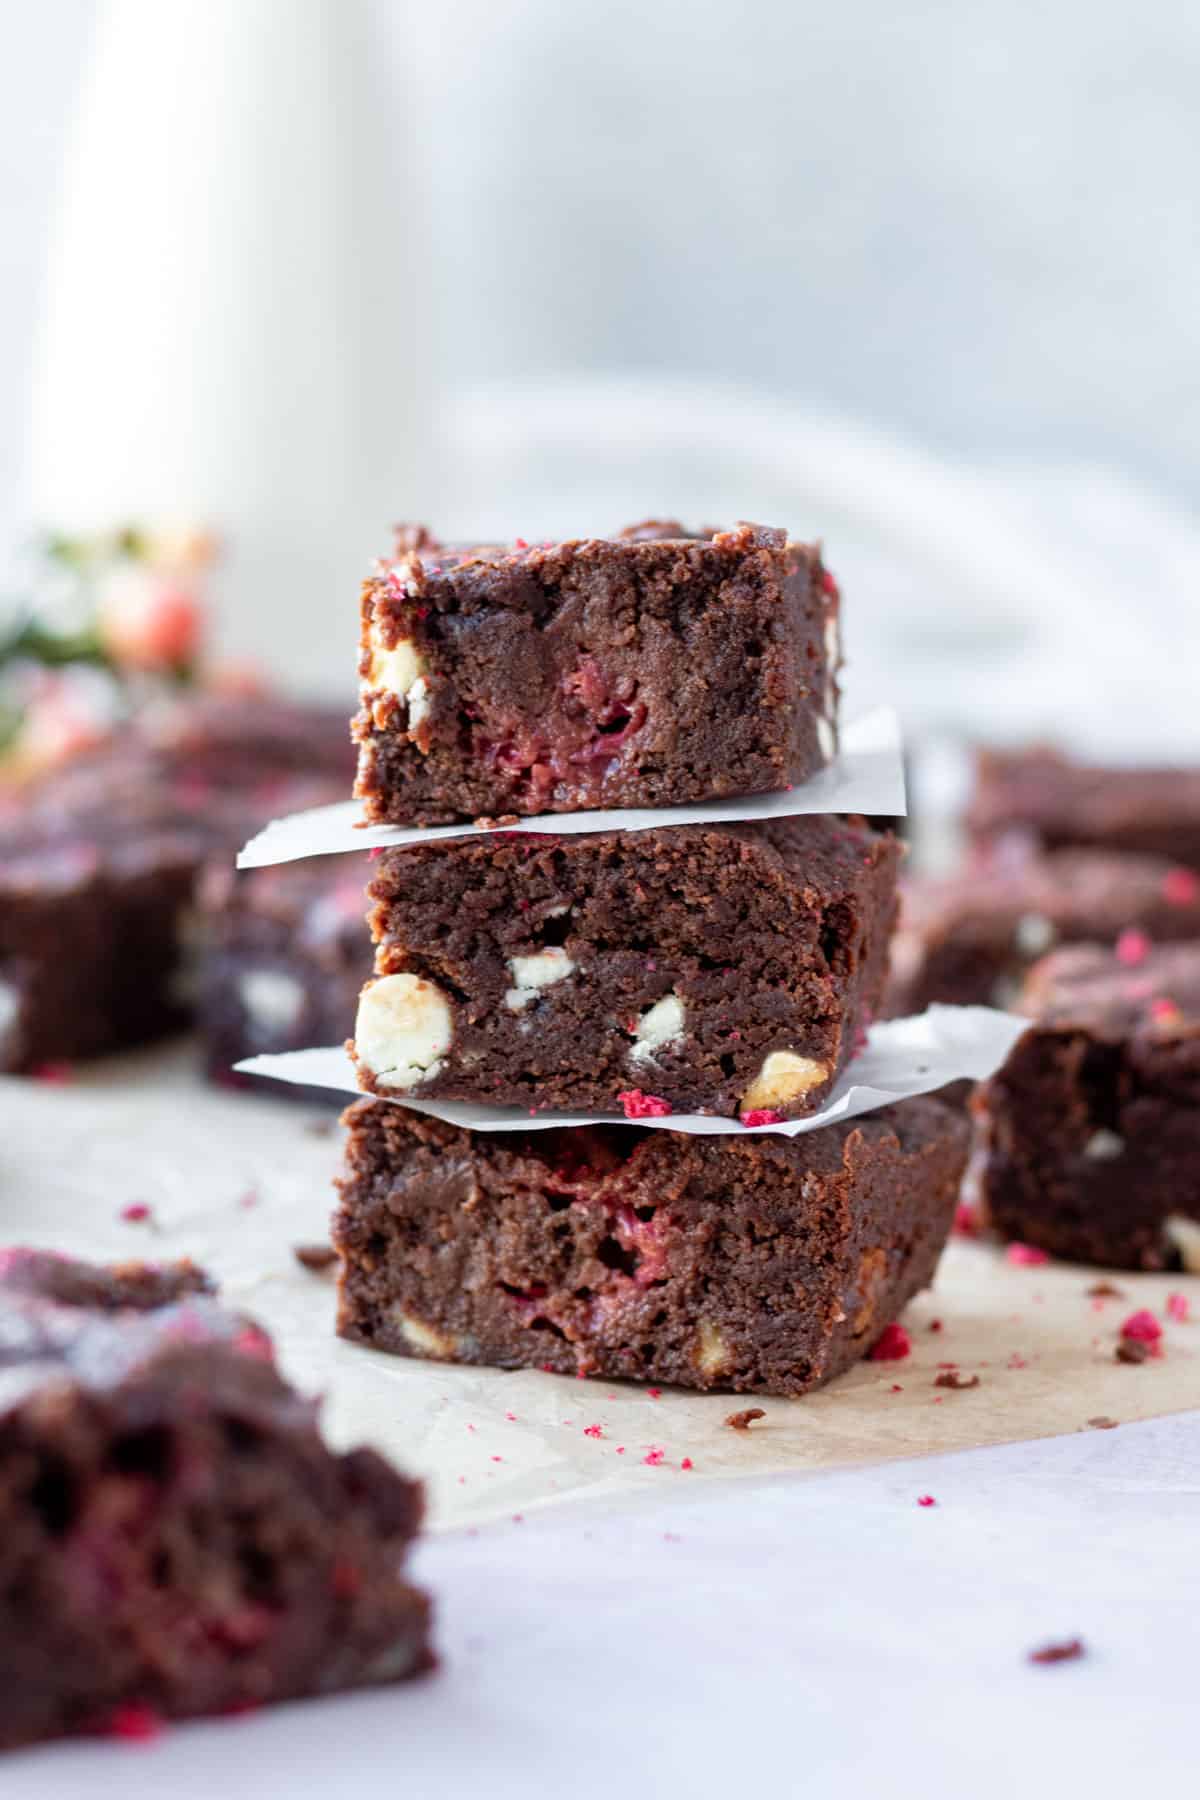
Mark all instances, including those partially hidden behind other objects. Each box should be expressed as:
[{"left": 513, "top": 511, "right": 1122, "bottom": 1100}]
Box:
[
  {"left": 505, "top": 948, "right": 576, "bottom": 1011},
  {"left": 629, "top": 992, "right": 685, "bottom": 1063},
  {"left": 693, "top": 1319, "right": 731, "bottom": 1377},
  {"left": 741, "top": 1050, "right": 828, "bottom": 1113},
  {"left": 395, "top": 1311, "right": 457, "bottom": 1358},
  {"left": 0, "top": 979, "right": 19, "bottom": 1050},
  {"left": 1014, "top": 912, "right": 1057, "bottom": 956},
  {"left": 1164, "top": 1214, "right": 1200, "bottom": 1273},
  {"left": 239, "top": 968, "right": 306, "bottom": 1036},
  {"left": 406, "top": 674, "right": 431, "bottom": 731},
  {"left": 1083, "top": 1129, "right": 1125, "bottom": 1161},
  {"left": 355, "top": 973, "right": 453, "bottom": 1089},
  {"left": 367, "top": 631, "right": 426, "bottom": 699},
  {"left": 817, "top": 714, "right": 836, "bottom": 762}
]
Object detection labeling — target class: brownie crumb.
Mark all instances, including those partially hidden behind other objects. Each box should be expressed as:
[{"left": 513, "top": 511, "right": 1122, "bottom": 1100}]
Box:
[
  {"left": 1086, "top": 1415, "right": 1119, "bottom": 1430},
  {"left": 1086, "top": 1281, "right": 1126, "bottom": 1299},
  {"left": 1028, "top": 1638, "right": 1086, "bottom": 1666},
  {"left": 1115, "top": 1339, "right": 1150, "bottom": 1364},
  {"left": 305, "top": 1118, "right": 336, "bottom": 1138},
  {"left": 725, "top": 1408, "right": 766, "bottom": 1431},
  {"left": 294, "top": 1243, "right": 338, "bottom": 1273},
  {"left": 933, "top": 1371, "right": 980, "bottom": 1390}
]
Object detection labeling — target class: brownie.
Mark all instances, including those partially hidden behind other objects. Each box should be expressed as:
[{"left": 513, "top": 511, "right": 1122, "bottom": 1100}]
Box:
[
  {"left": 350, "top": 814, "right": 899, "bottom": 1120},
  {"left": 353, "top": 521, "right": 841, "bottom": 825},
  {"left": 885, "top": 846, "right": 1200, "bottom": 1016},
  {"left": 966, "top": 746, "right": 1200, "bottom": 871},
  {"left": 333, "top": 1096, "right": 968, "bottom": 1395},
  {"left": 0, "top": 1248, "right": 430, "bottom": 1751},
  {"left": 198, "top": 854, "right": 373, "bottom": 1097},
  {"left": 973, "top": 942, "right": 1200, "bottom": 1269},
  {"left": 0, "top": 695, "right": 355, "bottom": 1074}
]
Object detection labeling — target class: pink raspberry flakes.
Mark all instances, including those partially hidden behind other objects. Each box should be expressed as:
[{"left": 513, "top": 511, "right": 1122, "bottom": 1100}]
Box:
[
  {"left": 1114, "top": 927, "right": 1149, "bottom": 967},
  {"left": 120, "top": 1202, "right": 152, "bottom": 1224},
  {"left": 643, "top": 1446, "right": 665, "bottom": 1466},
  {"left": 1166, "top": 1293, "right": 1190, "bottom": 1323},
  {"left": 1150, "top": 997, "right": 1183, "bottom": 1025},
  {"left": 740, "top": 1108, "right": 784, "bottom": 1128},
  {"left": 31, "top": 1061, "right": 73, "bottom": 1084},
  {"left": 681, "top": 1457, "right": 694, "bottom": 1470},
  {"left": 103, "top": 1703, "right": 163, "bottom": 1741},
  {"left": 582, "top": 1423, "right": 604, "bottom": 1439},
  {"left": 1163, "top": 867, "right": 1199, "bottom": 906},
  {"left": 1120, "top": 1309, "right": 1162, "bottom": 1344},
  {"left": 954, "top": 1203, "right": 980, "bottom": 1237},
  {"left": 1006, "top": 1242, "right": 1049, "bottom": 1267},
  {"left": 233, "top": 1324, "right": 274, "bottom": 1362},
  {"left": 916, "top": 1494, "right": 937, "bottom": 1508},
  {"left": 618, "top": 1090, "right": 672, "bottom": 1119},
  {"left": 868, "top": 1322, "right": 911, "bottom": 1363}
]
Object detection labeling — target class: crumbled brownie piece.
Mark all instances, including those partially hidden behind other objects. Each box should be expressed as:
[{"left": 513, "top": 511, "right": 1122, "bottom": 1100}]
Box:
[
  {"left": 353, "top": 523, "right": 841, "bottom": 824},
  {"left": 967, "top": 746, "right": 1200, "bottom": 871},
  {"left": 973, "top": 942, "right": 1200, "bottom": 1268},
  {"left": 198, "top": 855, "right": 372, "bottom": 1098},
  {"left": 933, "top": 1370, "right": 980, "bottom": 1389},
  {"left": 884, "top": 846, "right": 1200, "bottom": 1016},
  {"left": 294, "top": 1243, "right": 339, "bottom": 1273},
  {"left": 0, "top": 1249, "right": 430, "bottom": 1750},
  {"left": 350, "top": 814, "right": 898, "bottom": 1119},
  {"left": 332, "top": 1096, "right": 968, "bottom": 1396},
  {"left": 1028, "top": 1638, "right": 1085, "bottom": 1665},
  {"left": 725, "top": 1408, "right": 766, "bottom": 1430}
]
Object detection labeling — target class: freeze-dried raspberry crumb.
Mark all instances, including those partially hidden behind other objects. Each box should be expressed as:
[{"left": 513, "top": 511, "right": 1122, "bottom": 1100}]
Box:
[
  {"left": 1007, "top": 1352, "right": 1029, "bottom": 1370},
  {"left": 618, "top": 1089, "right": 672, "bottom": 1119},
  {"left": 1120, "top": 1309, "right": 1162, "bottom": 1343},
  {"left": 954, "top": 1203, "right": 980, "bottom": 1237},
  {"left": 1087, "top": 1416, "right": 1119, "bottom": 1430},
  {"left": 293, "top": 1242, "right": 337, "bottom": 1272},
  {"left": 889, "top": 1383, "right": 903, "bottom": 1393},
  {"left": 928, "top": 1318, "right": 943, "bottom": 1333},
  {"left": 643, "top": 1446, "right": 665, "bottom": 1466},
  {"left": 583, "top": 1423, "right": 604, "bottom": 1438},
  {"left": 868, "top": 1322, "right": 911, "bottom": 1362},
  {"left": 725, "top": 1408, "right": 766, "bottom": 1431},
  {"left": 102, "top": 1703, "right": 163, "bottom": 1741},
  {"left": 1114, "top": 927, "right": 1150, "bottom": 966},
  {"left": 233, "top": 1324, "right": 274, "bottom": 1362},
  {"left": 934, "top": 1370, "right": 980, "bottom": 1390},
  {"left": 368, "top": 847, "right": 384, "bottom": 859},
  {"left": 1150, "top": 997, "right": 1182, "bottom": 1024},
  {"left": 120, "top": 1202, "right": 152, "bottom": 1223},
  {"left": 681, "top": 1457, "right": 694, "bottom": 1470},
  {"left": 916, "top": 1495, "right": 937, "bottom": 1508},
  {"left": 1029, "top": 1637, "right": 1085, "bottom": 1665},
  {"left": 647, "top": 1388, "right": 662, "bottom": 1399},
  {"left": 820, "top": 568, "right": 840, "bottom": 600},
  {"left": 490, "top": 1454, "right": 503, "bottom": 1463},
  {"left": 1163, "top": 867, "right": 1199, "bottom": 906},
  {"left": 505, "top": 1410, "right": 517, "bottom": 1421},
  {"left": 31, "top": 1061, "right": 73, "bottom": 1084},
  {"left": 1006, "top": 1242, "right": 1049, "bottom": 1266},
  {"left": 740, "top": 1108, "right": 784, "bottom": 1128},
  {"left": 1166, "top": 1292, "right": 1190, "bottom": 1323}
]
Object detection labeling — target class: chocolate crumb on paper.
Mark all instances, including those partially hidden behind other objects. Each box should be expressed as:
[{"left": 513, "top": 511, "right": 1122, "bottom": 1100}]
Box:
[
  {"left": 725, "top": 1408, "right": 766, "bottom": 1431},
  {"left": 933, "top": 1370, "right": 980, "bottom": 1390},
  {"left": 294, "top": 1243, "right": 338, "bottom": 1273},
  {"left": 1086, "top": 1416, "right": 1119, "bottom": 1430},
  {"left": 1028, "top": 1638, "right": 1086, "bottom": 1666}
]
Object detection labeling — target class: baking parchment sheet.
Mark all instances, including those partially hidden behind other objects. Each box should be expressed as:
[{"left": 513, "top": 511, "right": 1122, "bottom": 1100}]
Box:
[
  {"left": 235, "top": 1004, "right": 1027, "bottom": 1134},
  {"left": 2, "top": 1041, "right": 1196, "bottom": 1532},
  {"left": 236, "top": 706, "right": 904, "bottom": 867}
]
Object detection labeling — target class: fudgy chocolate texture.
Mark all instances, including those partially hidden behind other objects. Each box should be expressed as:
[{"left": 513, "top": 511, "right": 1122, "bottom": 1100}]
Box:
[
  {"left": 199, "top": 854, "right": 372, "bottom": 1099},
  {"left": 966, "top": 747, "right": 1200, "bottom": 871},
  {"left": 351, "top": 815, "right": 899, "bottom": 1120},
  {"left": 974, "top": 942, "right": 1200, "bottom": 1269},
  {"left": 353, "top": 522, "right": 841, "bottom": 825},
  {"left": 884, "top": 847, "right": 1200, "bottom": 1016},
  {"left": 333, "top": 1097, "right": 967, "bottom": 1395},
  {"left": 0, "top": 1249, "right": 430, "bottom": 1751},
  {"left": 0, "top": 694, "right": 355, "bottom": 1073}
]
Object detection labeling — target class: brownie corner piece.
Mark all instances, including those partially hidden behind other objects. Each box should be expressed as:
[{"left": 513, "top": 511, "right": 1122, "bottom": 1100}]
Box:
[
  {"left": 973, "top": 942, "right": 1200, "bottom": 1268},
  {"left": 0, "top": 1248, "right": 430, "bottom": 1750},
  {"left": 350, "top": 814, "right": 899, "bottom": 1120},
  {"left": 332, "top": 1096, "right": 967, "bottom": 1396},
  {"left": 352, "top": 521, "right": 841, "bottom": 824}
]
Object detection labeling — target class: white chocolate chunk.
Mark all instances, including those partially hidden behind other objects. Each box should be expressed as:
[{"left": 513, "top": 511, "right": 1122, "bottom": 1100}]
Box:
[
  {"left": 1015, "top": 912, "right": 1057, "bottom": 956},
  {"left": 406, "top": 674, "right": 431, "bottom": 730},
  {"left": 1083, "top": 1129, "right": 1125, "bottom": 1161},
  {"left": 505, "top": 948, "right": 575, "bottom": 1011},
  {"left": 629, "top": 992, "right": 685, "bottom": 1063},
  {"left": 238, "top": 968, "right": 306, "bottom": 1035},
  {"left": 817, "top": 714, "right": 836, "bottom": 761},
  {"left": 741, "top": 1050, "right": 828, "bottom": 1113},
  {"left": 0, "top": 979, "right": 18, "bottom": 1046},
  {"left": 367, "top": 631, "right": 426, "bottom": 699},
  {"left": 693, "top": 1319, "right": 731, "bottom": 1377},
  {"left": 395, "top": 1311, "right": 457, "bottom": 1358},
  {"left": 355, "top": 973, "right": 453, "bottom": 1089},
  {"left": 1164, "top": 1214, "right": 1200, "bottom": 1273}
]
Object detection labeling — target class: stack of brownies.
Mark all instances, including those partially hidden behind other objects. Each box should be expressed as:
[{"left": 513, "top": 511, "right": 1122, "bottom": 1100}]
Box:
[{"left": 327, "top": 522, "right": 971, "bottom": 1396}]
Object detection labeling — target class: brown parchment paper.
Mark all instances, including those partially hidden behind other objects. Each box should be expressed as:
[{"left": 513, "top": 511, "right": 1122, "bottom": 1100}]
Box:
[{"left": 3, "top": 1043, "right": 1196, "bottom": 1529}]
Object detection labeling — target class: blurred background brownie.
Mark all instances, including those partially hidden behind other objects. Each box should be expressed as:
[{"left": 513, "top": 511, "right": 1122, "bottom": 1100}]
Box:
[
  {"left": 966, "top": 746, "right": 1200, "bottom": 871},
  {"left": 352, "top": 815, "right": 898, "bottom": 1120},
  {"left": 973, "top": 941, "right": 1200, "bottom": 1269},
  {"left": 0, "top": 1248, "right": 430, "bottom": 1750},
  {"left": 334, "top": 1096, "right": 968, "bottom": 1395},
  {"left": 354, "top": 521, "right": 841, "bottom": 825}
]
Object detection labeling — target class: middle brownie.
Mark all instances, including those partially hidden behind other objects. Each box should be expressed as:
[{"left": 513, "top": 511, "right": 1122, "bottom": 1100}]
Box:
[{"left": 350, "top": 815, "right": 900, "bottom": 1120}]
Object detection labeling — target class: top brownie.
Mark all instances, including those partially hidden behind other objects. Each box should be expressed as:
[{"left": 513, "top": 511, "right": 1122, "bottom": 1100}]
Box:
[
  {"left": 353, "top": 521, "right": 841, "bottom": 824},
  {"left": 966, "top": 746, "right": 1200, "bottom": 871}
]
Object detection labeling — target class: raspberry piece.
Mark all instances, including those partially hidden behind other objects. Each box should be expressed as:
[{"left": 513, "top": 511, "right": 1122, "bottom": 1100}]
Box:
[
  {"left": 916, "top": 1494, "right": 937, "bottom": 1508},
  {"left": 1163, "top": 867, "right": 1199, "bottom": 906},
  {"left": 1006, "top": 1242, "right": 1049, "bottom": 1266},
  {"left": 1166, "top": 1293, "right": 1190, "bottom": 1323},
  {"left": 954, "top": 1203, "right": 980, "bottom": 1237},
  {"left": 617, "top": 1090, "right": 672, "bottom": 1119},
  {"left": 868, "top": 1322, "right": 911, "bottom": 1363},
  {"left": 119, "top": 1202, "right": 152, "bottom": 1224},
  {"left": 1114, "top": 927, "right": 1149, "bottom": 966},
  {"left": 740, "top": 1108, "right": 784, "bottom": 1128},
  {"left": 1120, "top": 1309, "right": 1162, "bottom": 1343},
  {"left": 103, "top": 1703, "right": 163, "bottom": 1741}
]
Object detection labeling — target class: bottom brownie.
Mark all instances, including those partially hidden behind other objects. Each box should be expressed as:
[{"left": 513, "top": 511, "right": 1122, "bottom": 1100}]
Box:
[
  {"left": 0, "top": 1249, "right": 431, "bottom": 1751},
  {"left": 333, "top": 1098, "right": 968, "bottom": 1395}
]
